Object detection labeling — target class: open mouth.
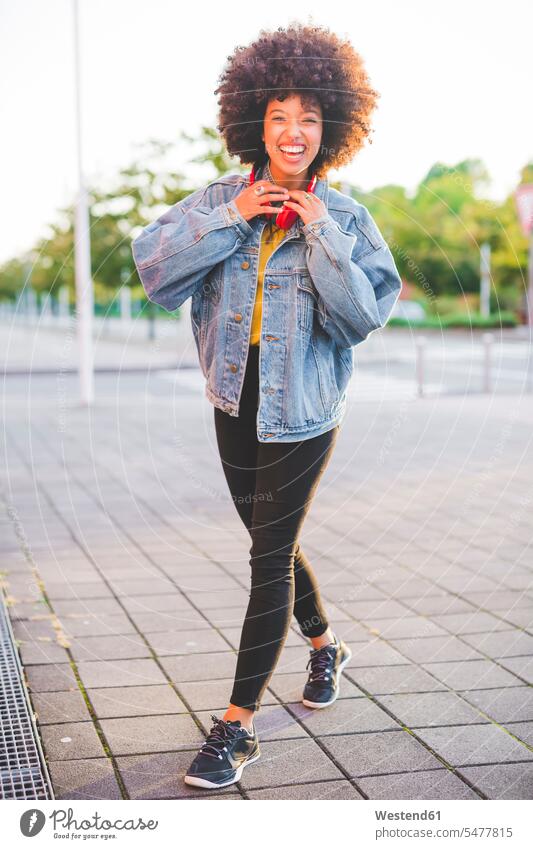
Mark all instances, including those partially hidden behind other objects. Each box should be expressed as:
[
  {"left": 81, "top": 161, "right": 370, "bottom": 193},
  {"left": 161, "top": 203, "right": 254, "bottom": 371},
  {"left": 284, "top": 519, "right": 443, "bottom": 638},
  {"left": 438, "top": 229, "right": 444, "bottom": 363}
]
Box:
[{"left": 277, "top": 145, "right": 306, "bottom": 162}]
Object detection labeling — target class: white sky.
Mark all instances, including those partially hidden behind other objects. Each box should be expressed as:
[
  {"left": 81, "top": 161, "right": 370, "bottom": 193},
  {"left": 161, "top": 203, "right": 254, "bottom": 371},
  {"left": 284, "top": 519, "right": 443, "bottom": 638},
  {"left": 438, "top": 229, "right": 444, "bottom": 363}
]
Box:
[{"left": 1, "top": 0, "right": 532, "bottom": 265}]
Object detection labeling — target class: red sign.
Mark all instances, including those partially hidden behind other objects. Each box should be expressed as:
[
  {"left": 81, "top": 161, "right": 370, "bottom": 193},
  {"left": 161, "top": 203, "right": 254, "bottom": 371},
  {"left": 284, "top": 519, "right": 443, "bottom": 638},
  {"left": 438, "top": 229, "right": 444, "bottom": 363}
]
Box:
[{"left": 515, "top": 184, "right": 533, "bottom": 236}]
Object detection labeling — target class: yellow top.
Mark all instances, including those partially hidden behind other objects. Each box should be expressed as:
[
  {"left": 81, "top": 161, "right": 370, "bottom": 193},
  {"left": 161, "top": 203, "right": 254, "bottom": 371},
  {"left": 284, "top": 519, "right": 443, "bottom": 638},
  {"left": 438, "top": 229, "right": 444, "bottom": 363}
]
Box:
[{"left": 249, "top": 220, "right": 287, "bottom": 346}]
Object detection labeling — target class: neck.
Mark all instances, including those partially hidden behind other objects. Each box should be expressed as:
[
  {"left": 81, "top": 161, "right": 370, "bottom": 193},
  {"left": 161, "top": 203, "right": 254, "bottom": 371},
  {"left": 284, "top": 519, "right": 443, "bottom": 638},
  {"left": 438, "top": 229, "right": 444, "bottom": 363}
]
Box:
[{"left": 266, "top": 159, "right": 310, "bottom": 191}]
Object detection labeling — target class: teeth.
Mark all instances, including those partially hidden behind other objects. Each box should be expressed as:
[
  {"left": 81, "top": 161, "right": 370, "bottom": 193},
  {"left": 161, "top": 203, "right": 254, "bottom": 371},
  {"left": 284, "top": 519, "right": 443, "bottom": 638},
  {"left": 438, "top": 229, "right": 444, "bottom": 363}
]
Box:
[{"left": 279, "top": 146, "right": 305, "bottom": 154}]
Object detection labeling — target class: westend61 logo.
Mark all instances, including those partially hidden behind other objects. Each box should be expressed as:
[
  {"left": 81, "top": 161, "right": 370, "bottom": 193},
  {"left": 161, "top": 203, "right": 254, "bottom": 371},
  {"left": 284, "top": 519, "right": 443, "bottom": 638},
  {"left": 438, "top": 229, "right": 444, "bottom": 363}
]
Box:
[{"left": 20, "top": 808, "right": 159, "bottom": 839}]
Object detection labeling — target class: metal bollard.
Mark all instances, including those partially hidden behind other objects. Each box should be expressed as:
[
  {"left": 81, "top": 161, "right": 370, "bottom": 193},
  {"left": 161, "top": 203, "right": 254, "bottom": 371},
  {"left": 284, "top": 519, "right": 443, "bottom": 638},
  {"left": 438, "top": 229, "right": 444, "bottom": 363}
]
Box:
[
  {"left": 482, "top": 332, "right": 493, "bottom": 393},
  {"left": 416, "top": 335, "right": 426, "bottom": 398}
]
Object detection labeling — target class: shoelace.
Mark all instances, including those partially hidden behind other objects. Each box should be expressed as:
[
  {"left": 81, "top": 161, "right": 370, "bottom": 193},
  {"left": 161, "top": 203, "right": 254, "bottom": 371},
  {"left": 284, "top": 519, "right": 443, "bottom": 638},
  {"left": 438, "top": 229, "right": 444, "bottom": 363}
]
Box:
[
  {"left": 306, "top": 643, "right": 337, "bottom": 682},
  {"left": 199, "top": 713, "right": 243, "bottom": 760}
]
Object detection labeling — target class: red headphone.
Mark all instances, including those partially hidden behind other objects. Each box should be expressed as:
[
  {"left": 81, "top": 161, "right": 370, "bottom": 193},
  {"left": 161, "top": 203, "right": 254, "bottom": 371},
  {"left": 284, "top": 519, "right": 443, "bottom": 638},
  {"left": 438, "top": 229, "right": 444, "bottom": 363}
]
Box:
[{"left": 249, "top": 165, "right": 317, "bottom": 230}]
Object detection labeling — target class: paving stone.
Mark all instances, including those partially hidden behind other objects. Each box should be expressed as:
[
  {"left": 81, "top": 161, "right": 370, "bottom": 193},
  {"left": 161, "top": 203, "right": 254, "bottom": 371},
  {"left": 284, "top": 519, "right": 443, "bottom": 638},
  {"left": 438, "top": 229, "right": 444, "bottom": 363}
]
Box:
[
  {"left": 160, "top": 651, "right": 237, "bottom": 683},
  {"left": 459, "top": 629, "right": 533, "bottom": 658},
  {"left": 415, "top": 723, "right": 533, "bottom": 766},
  {"left": 504, "top": 721, "right": 533, "bottom": 746},
  {"left": 460, "top": 590, "right": 533, "bottom": 611},
  {"left": 344, "top": 640, "right": 410, "bottom": 668},
  {"left": 329, "top": 619, "right": 375, "bottom": 642},
  {"left": 200, "top": 608, "right": 253, "bottom": 628},
  {"left": 319, "top": 729, "right": 442, "bottom": 777},
  {"left": 422, "top": 659, "right": 525, "bottom": 690},
  {"left": 218, "top": 625, "right": 307, "bottom": 650},
  {"left": 146, "top": 629, "right": 231, "bottom": 656},
  {"left": 322, "top": 582, "right": 388, "bottom": 604},
  {"left": 60, "top": 613, "right": 137, "bottom": 637},
  {"left": 359, "top": 768, "right": 480, "bottom": 799},
  {"left": 178, "top": 679, "right": 278, "bottom": 711},
  {"left": 18, "top": 640, "right": 70, "bottom": 664},
  {"left": 120, "top": 593, "right": 200, "bottom": 614},
  {"left": 267, "top": 670, "right": 363, "bottom": 704},
  {"left": 48, "top": 758, "right": 123, "bottom": 799},
  {"left": 12, "top": 619, "right": 58, "bottom": 640},
  {"left": 5, "top": 600, "right": 52, "bottom": 620},
  {"left": 458, "top": 687, "right": 533, "bottom": 723},
  {"left": 347, "top": 664, "right": 447, "bottom": 695},
  {"left": 25, "top": 663, "right": 78, "bottom": 693},
  {"left": 247, "top": 780, "right": 364, "bottom": 799},
  {"left": 116, "top": 751, "right": 241, "bottom": 798},
  {"left": 40, "top": 721, "right": 106, "bottom": 760},
  {"left": 287, "top": 696, "right": 400, "bottom": 736},
  {"left": 173, "top": 574, "right": 244, "bottom": 592},
  {"left": 76, "top": 658, "right": 167, "bottom": 689},
  {"left": 239, "top": 738, "right": 344, "bottom": 789},
  {"left": 99, "top": 713, "right": 203, "bottom": 755},
  {"left": 494, "top": 607, "right": 533, "bottom": 630},
  {"left": 458, "top": 762, "right": 533, "bottom": 799},
  {"left": 367, "top": 616, "right": 448, "bottom": 639},
  {"left": 186, "top": 589, "right": 251, "bottom": 609},
  {"left": 107, "top": 578, "right": 178, "bottom": 597},
  {"left": 52, "top": 598, "right": 125, "bottom": 616},
  {"left": 389, "top": 635, "right": 484, "bottom": 664},
  {"left": 401, "top": 596, "right": 476, "bottom": 616},
  {"left": 31, "top": 690, "right": 91, "bottom": 724},
  {"left": 128, "top": 610, "right": 212, "bottom": 632},
  {"left": 379, "top": 578, "right": 449, "bottom": 598},
  {"left": 431, "top": 611, "right": 514, "bottom": 634},
  {"left": 339, "top": 599, "right": 411, "bottom": 620},
  {"left": 44, "top": 581, "right": 113, "bottom": 600},
  {"left": 68, "top": 634, "right": 151, "bottom": 662},
  {"left": 196, "top": 704, "right": 310, "bottom": 741},
  {"left": 87, "top": 684, "right": 187, "bottom": 718},
  {"left": 376, "top": 691, "right": 489, "bottom": 727},
  {"left": 497, "top": 656, "right": 533, "bottom": 684}
]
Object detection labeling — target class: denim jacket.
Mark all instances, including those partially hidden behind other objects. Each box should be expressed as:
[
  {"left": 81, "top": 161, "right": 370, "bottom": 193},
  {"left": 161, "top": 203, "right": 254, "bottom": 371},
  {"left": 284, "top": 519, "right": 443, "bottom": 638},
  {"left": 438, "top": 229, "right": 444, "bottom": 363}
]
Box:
[{"left": 131, "top": 162, "right": 402, "bottom": 442}]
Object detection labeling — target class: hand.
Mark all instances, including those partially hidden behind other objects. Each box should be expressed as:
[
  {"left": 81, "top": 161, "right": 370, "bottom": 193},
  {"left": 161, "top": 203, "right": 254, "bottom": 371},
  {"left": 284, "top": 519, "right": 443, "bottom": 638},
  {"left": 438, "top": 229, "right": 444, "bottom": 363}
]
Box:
[
  {"left": 283, "top": 190, "right": 328, "bottom": 227},
  {"left": 233, "top": 181, "right": 290, "bottom": 222}
]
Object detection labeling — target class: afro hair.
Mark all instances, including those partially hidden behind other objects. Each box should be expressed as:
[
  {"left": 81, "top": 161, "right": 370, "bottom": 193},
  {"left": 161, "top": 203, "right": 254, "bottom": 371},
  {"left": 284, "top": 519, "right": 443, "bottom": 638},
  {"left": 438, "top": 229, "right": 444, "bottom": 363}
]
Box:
[{"left": 214, "top": 21, "right": 379, "bottom": 178}]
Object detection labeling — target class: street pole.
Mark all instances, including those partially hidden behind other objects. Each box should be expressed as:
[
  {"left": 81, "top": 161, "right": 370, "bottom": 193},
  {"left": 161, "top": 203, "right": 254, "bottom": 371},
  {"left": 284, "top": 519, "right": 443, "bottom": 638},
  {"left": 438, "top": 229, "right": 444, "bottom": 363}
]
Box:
[
  {"left": 528, "top": 228, "right": 533, "bottom": 329},
  {"left": 480, "top": 242, "right": 491, "bottom": 319},
  {"left": 72, "top": 0, "right": 94, "bottom": 405}
]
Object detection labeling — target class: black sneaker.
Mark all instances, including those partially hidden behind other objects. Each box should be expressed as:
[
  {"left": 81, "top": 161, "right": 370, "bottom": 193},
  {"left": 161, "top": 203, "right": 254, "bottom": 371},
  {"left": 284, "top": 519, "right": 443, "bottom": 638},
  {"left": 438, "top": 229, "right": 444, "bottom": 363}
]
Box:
[
  {"left": 184, "top": 713, "right": 260, "bottom": 789},
  {"left": 302, "top": 633, "right": 352, "bottom": 709}
]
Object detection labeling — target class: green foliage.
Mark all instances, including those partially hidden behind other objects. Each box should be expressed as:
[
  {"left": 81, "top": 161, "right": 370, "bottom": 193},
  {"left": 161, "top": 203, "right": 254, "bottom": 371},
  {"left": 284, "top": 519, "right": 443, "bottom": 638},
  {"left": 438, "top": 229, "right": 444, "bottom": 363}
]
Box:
[
  {"left": 0, "top": 127, "right": 531, "bottom": 327},
  {"left": 389, "top": 311, "right": 517, "bottom": 328}
]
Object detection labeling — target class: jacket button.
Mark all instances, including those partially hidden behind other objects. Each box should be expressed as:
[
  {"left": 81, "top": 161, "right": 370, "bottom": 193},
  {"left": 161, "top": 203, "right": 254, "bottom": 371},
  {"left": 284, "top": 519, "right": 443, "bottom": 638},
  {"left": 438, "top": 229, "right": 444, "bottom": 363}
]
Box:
[
  {"left": 241, "top": 261, "right": 250, "bottom": 270},
  {"left": 229, "top": 363, "right": 237, "bottom": 373},
  {"left": 234, "top": 313, "right": 242, "bottom": 322}
]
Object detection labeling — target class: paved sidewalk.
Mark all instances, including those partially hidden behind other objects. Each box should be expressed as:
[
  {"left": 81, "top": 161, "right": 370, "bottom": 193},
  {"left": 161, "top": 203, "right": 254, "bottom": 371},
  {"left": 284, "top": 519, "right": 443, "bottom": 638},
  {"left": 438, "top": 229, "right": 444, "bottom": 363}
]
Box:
[{"left": 2, "top": 352, "right": 533, "bottom": 799}]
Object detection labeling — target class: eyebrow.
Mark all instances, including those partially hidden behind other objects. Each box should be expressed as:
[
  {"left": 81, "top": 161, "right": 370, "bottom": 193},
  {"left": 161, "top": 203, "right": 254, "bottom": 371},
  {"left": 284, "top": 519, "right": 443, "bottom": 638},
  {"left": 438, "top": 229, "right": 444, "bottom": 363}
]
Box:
[{"left": 268, "top": 107, "right": 321, "bottom": 115}]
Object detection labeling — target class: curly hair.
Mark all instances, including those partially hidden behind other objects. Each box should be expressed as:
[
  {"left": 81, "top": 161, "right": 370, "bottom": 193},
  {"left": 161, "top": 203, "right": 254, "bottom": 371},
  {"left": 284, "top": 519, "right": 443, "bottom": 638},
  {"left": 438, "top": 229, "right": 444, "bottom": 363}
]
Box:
[{"left": 214, "top": 21, "right": 379, "bottom": 179}]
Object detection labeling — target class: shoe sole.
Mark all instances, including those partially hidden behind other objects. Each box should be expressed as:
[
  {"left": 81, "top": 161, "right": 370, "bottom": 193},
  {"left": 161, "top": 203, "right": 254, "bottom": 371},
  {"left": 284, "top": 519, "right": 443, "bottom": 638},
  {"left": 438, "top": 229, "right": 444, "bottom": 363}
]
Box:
[
  {"left": 183, "top": 749, "right": 261, "bottom": 789},
  {"left": 302, "top": 645, "right": 353, "bottom": 709}
]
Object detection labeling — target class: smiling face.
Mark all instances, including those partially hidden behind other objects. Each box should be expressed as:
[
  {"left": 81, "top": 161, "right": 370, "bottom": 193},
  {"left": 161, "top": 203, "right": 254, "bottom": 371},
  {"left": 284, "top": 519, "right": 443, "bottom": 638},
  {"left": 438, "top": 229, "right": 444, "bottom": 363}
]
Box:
[{"left": 261, "top": 93, "right": 323, "bottom": 187}]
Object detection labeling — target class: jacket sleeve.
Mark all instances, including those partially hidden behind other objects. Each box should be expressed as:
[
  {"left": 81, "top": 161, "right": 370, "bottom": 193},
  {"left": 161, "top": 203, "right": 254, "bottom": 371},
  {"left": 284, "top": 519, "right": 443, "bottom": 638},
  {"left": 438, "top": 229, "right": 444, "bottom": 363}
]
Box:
[
  {"left": 131, "top": 183, "right": 254, "bottom": 311},
  {"left": 301, "top": 206, "right": 402, "bottom": 348}
]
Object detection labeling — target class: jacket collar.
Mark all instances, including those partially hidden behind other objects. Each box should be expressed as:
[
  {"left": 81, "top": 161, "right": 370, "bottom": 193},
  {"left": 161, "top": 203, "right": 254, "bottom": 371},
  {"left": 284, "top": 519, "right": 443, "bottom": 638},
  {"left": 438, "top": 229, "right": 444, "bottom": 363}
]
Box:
[{"left": 257, "top": 160, "right": 329, "bottom": 236}]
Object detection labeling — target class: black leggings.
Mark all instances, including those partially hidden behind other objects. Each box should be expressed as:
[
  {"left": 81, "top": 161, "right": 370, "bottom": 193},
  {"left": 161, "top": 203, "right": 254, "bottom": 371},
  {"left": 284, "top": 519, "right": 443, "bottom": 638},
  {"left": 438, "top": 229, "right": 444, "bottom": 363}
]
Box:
[{"left": 213, "top": 343, "right": 340, "bottom": 712}]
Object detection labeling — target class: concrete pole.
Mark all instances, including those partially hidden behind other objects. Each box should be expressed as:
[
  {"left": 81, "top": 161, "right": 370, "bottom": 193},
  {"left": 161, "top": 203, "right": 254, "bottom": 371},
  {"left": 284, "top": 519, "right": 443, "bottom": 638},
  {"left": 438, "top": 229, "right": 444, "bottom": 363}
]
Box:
[
  {"left": 480, "top": 242, "right": 491, "bottom": 319},
  {"left": 72, "top": 0, "right": 94, "bottom": 405}
]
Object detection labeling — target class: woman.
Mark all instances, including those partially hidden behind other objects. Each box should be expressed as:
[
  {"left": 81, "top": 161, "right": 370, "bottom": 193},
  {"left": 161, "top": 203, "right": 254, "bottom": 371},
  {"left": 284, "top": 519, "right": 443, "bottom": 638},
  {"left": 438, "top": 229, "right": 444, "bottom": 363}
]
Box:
[{"left": 132, "top": 22, "right": 402, "bottom": 790}]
